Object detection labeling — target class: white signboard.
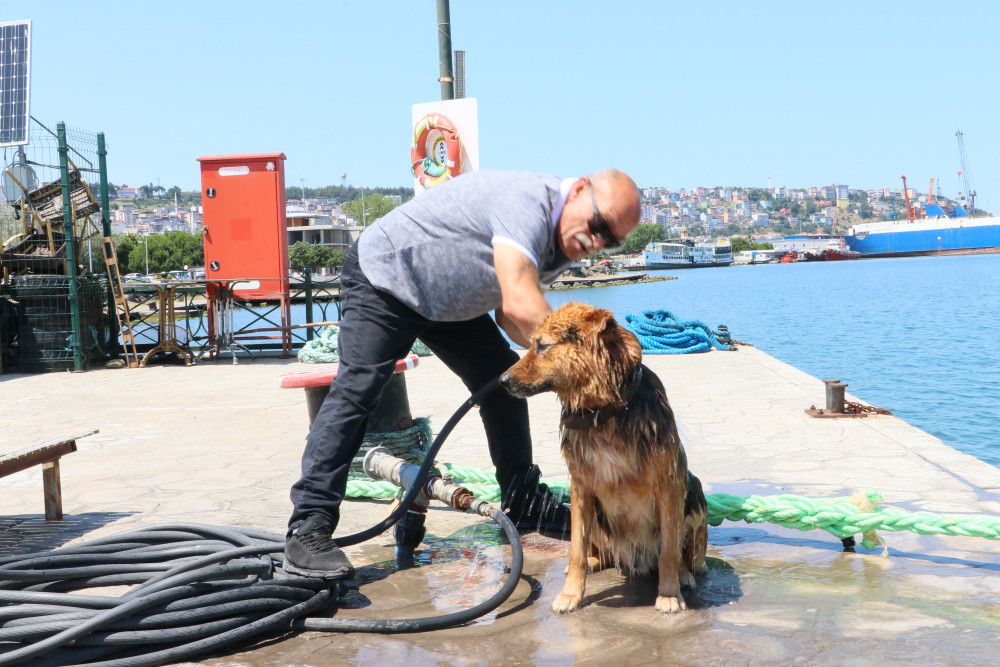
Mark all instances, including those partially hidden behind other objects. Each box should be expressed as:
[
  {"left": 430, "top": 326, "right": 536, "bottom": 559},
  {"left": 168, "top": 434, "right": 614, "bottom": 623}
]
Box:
[{"left": 410, "top": 97, "right": 479, "bottom": 195}]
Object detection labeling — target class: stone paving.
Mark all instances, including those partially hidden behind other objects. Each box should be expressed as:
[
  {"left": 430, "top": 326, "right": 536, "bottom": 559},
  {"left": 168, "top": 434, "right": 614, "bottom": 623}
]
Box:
[{"left": 2, "top": 346, "right": 999, "bottom": 665}]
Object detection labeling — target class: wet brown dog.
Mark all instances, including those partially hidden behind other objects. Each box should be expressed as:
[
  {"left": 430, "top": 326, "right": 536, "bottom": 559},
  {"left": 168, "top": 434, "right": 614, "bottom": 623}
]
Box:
[{"left": 500, "top": 302, "right": 708, "bottom": 613}]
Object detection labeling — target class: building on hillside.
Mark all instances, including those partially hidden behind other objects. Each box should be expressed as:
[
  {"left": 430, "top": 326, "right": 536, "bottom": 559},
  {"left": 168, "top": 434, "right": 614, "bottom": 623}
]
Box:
[
  {"left": 772, "top": 233, "right": 841, "bottom": 253},
  {"left": 286, "top": 211, "right": 361, "bottom": 272}
]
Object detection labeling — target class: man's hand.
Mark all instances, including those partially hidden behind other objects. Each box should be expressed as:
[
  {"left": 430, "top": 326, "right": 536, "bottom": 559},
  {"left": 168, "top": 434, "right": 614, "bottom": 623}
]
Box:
[{"left": 493, "top": 244, "right": 552, "bottom": 347}]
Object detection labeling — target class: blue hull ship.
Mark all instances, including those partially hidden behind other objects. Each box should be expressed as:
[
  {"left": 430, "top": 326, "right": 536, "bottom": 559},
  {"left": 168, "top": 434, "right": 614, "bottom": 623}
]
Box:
[{"left": 845, "top": 206, "right": 1000, "bottom": 258}]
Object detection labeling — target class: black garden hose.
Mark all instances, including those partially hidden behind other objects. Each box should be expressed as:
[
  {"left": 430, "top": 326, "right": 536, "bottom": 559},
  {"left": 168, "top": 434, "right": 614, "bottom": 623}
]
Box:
[{"left": 0, "top": 378, "right": 524, "bottom": 666}]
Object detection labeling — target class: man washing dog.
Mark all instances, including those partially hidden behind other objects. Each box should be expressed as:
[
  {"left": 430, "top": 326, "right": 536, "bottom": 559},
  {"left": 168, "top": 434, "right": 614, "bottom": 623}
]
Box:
[{"left": 285, "top": 169, "right": 641, "bottom": 579}]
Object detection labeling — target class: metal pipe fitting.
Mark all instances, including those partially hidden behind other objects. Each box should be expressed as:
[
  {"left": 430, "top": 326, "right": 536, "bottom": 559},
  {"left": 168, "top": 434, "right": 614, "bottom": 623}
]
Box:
[{"left": 363, "top": 447, "right": 494, "bottom": 514}]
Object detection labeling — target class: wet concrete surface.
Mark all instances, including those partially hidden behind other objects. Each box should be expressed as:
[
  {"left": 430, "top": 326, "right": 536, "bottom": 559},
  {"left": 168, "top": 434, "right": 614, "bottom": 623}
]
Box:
[
  {"left": 195, "top": 517, "right": 1000, "bottom": 666},
  {"left": 2, "top": 349, "right": 1000, "bottom": 665}
]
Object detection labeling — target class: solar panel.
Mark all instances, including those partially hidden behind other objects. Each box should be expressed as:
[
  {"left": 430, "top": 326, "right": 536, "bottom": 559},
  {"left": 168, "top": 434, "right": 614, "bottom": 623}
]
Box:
[{"left": 0, "top": 19, "right": 31, "bottom": 148}]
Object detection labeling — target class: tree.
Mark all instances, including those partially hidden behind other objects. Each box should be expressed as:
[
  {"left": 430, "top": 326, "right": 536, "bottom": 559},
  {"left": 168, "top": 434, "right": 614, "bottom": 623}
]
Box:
[
  {"left": 114, "top": 235, "right": 137, "bottom": 267},
  {"left": 621, "top": 222, "right": 664, "bottom": 254},
  {"left": 746, "top": 188, "right": 774, "bottom": 203},
  {"left": 730, "top": 236, "right": 753, "bottom": 253},
  {"left": 121, "top": 231, "right": 203, "bottom": 274},
  {"left": 342, "top": 193, "right": 399, "bottom": 227},
  {"left": 289, "top": 242, "right": 336, "bottom": 272},
  {"left": 730, "top": 236, "right": 774, "bottom": 252}
]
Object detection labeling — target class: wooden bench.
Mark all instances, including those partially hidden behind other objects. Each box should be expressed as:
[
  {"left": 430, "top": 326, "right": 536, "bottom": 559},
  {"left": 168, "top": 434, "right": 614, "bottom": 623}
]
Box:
[
  {"left": 0, "top": 430, "right": 96, "bottom": 521},
  {"left": 278, "top": 354, "right": 419, "bottom": 431}
]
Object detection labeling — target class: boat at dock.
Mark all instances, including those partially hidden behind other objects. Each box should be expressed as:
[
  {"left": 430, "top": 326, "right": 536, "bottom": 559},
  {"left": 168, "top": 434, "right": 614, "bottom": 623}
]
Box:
[
  {"left": 802, "top": 237, "right": 861, "bottom": 261},
  {"left": 845, "top": 206, "right": 1000, "bottom": 258},
  {"left": 643, "top": 240, "right": 734, "bottom": 269}
]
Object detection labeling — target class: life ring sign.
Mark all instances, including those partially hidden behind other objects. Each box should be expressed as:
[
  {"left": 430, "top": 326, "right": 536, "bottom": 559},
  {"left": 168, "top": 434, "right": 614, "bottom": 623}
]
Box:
[{"left": 411, "top": 113, "right": 463, "bottom": 188}]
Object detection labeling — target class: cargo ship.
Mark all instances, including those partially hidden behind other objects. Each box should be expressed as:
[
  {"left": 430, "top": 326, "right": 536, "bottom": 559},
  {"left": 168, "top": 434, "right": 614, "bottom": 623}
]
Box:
[{"left": 845, "top": 205, "right": 1000, "bottom": 258}]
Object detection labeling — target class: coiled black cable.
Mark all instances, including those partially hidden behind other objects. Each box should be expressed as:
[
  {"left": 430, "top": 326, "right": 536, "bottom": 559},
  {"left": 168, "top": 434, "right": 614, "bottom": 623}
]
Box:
[{"left": 0, "top": 378, "right": 525, "bottom": 666}]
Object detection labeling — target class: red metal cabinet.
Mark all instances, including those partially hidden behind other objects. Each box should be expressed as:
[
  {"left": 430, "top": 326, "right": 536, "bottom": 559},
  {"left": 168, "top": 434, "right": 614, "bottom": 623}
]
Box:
[{"left": 197, "top": 152, "right": 289, "bottom": 298}]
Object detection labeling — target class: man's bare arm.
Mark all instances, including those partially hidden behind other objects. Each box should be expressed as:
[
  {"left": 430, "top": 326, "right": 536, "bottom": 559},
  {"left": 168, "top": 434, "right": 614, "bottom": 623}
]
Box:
[{"left": 493, "top": 244, "right": 552, "bottom": 347}]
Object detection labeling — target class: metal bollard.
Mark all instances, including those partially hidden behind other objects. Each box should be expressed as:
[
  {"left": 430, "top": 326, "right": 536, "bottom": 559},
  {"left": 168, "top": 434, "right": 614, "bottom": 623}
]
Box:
[
  {"left": 824, "top": 379, "right": 847, "bottom": 413},
  {"left": 304, "top": 372, "right": 413, "bottom": 431}
]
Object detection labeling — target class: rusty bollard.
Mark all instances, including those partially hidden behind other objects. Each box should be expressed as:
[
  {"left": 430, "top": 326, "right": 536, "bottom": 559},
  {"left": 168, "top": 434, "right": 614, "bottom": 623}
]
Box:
[{"left": 823, "top": 379, "right": 847, "bottom": 414}]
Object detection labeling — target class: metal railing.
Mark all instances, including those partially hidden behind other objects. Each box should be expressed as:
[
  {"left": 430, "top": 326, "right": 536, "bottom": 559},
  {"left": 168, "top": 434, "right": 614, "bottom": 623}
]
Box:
[{"left": 117, "top": 270, "right": 340, "bottom": 361}]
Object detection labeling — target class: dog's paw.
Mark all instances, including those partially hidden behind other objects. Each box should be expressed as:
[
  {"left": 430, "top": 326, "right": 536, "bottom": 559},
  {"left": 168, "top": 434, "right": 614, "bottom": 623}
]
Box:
[
  {"left": 679, "top": 569, "right": 696, "bottom": 589},
  {"left": 551, "top": 592, "right": 584, "bottom": 613},
  {"left": 655, "top": 595, "right": 687, "bottom": 613}
]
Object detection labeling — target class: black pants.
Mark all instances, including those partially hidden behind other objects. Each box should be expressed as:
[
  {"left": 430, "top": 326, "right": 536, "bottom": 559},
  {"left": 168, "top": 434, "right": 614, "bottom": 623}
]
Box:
[{"left": 288, "top": 244, "right": 533, "bottom": 533}]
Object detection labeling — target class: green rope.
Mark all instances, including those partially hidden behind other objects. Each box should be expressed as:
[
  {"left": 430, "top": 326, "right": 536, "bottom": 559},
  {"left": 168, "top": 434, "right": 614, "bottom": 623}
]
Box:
[
  {"left": 344, "top": 463, "right": 1000, "bottom": 552},
  {"left": 345, "top": 418, "right": 434, "bottom": 481},
  {"left": 297, "top": 325, "right": 341, "bottom": 363},
  {"left": 707, "top": 490, "right": 1000, "bottom": 550},
  {"left": 298, "top": 325, "right": 434, "bottom": 363}
]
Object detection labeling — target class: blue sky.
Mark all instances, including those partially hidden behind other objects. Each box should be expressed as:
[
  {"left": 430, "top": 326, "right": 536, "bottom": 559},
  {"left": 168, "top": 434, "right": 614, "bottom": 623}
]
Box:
[{"left": 15, "top": 1, "right": 1000, "bottom": 211}]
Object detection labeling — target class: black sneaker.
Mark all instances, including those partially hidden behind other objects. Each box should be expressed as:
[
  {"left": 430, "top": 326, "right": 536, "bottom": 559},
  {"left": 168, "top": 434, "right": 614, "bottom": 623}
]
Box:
[
  {"left": 284, "top": 515, "right": 356, "bottom": 579},
  {"left": 501, "top": 465, "right": 572, "bottom": 535}
]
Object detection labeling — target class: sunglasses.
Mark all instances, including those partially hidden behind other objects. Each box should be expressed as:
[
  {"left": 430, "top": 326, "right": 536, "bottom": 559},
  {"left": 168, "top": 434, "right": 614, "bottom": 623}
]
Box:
[{"left": 588, "top": 182, "right": 622, "bottom": 252}]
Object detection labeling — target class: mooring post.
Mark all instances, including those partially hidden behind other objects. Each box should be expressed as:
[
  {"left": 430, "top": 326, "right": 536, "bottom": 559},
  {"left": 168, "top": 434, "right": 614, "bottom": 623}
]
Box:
[{"left": 825, "top": 380, "right": 847, "bottom": 413}]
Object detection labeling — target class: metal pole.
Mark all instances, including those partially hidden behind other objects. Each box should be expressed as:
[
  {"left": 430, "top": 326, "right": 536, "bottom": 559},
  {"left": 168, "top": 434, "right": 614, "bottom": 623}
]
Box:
[
  {"left": 304, "top": 267, "right": 314, "bottom": 341},
  {"left": 58, "top": 122, "right": 84, "bottom": 371},
  {"left": 97, "top": 134, "right": 112, "bottom": 239},
  {"left": 97, "top": 133, "right": 117, "bottom": 353},
  {"left": 436, "top": 0, "right": 454, "bottom": 100}
]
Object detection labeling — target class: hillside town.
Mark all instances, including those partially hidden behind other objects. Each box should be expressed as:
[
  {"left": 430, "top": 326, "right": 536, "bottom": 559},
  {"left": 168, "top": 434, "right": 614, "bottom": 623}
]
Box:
[
  {"left": 107, "top": 181, "right": 952, "bottom": 243},
  {"left": 638, "top": 183, "right": 957, "bottom": 236}
]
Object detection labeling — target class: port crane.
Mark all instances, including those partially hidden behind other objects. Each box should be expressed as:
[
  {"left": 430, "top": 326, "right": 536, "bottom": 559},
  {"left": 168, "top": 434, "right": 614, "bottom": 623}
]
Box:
[
  {"left": 956, "top": 130, "right": 976, "bottom": 213},
  {"left": 901, "top": 175, "right": 916, "bottom": 222}
]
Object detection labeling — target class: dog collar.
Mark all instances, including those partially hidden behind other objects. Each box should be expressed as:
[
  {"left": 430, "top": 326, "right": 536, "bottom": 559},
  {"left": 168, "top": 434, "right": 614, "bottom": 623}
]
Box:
[{"left": 562, "top": 367, "right": 644, "bottom": 430}]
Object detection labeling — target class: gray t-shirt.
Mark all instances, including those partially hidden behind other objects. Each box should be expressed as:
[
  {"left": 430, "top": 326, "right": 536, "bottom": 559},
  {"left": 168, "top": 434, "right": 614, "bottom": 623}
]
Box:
[{"left": 358, "top": 170, "right": 572, "bottom": 322}]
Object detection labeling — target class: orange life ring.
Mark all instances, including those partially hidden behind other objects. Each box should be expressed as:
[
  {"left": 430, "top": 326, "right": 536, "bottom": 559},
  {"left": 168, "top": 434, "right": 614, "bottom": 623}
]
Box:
[{"left": 411, "top": 113, "right": 463, "bottom": 188}]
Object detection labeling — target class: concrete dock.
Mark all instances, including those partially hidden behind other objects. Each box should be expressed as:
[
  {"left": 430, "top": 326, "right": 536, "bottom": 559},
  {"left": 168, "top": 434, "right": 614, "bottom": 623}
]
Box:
[{"left": 2, "top": 346, "right": 999, "bottom": 665}]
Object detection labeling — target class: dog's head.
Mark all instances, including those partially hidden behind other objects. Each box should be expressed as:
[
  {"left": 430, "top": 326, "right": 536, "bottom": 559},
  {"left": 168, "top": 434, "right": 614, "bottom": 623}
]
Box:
[{"left": 500, "top": 302, "right": 643, "bottom": 411}]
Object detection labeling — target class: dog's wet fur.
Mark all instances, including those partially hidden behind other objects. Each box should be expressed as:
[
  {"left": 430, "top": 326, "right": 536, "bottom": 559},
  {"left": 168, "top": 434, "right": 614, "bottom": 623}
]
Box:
[{"left": 501, "top": 302, "right": 708, "bottom": 613}]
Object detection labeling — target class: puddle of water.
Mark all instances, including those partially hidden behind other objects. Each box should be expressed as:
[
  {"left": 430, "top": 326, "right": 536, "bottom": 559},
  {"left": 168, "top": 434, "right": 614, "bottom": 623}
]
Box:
[{"left": 203, "top": 519, "right": 1000, "bottom": 666}]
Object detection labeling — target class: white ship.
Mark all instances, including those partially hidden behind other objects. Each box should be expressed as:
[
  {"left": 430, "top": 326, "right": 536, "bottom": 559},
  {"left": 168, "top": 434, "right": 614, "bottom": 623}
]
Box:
[{"left": 644, "top": 241, "right": 734, "bottom": 269}]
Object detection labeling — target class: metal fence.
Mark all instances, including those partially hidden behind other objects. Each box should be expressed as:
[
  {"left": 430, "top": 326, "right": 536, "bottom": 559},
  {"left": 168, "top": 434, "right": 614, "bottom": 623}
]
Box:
[{"left": 1, "top": 118, "right": 114, "bottom": 372}]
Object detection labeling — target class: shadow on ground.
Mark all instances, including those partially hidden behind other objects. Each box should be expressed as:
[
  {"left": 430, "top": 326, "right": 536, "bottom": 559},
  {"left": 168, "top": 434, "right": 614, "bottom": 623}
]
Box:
[{"left": 0, "top": 512, "right": 135, "bottom": 557}]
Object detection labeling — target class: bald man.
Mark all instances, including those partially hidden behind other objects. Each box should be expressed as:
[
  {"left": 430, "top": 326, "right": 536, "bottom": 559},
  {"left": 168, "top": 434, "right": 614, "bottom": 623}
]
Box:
[{"left": 286, "top": 169, "right": 641, "bottom": 579}]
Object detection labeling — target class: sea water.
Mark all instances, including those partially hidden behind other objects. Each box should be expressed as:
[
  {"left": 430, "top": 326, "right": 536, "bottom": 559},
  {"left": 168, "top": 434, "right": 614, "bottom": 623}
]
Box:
[{"left": 546, "top": 253, "right": 1000, "bottom": 470}]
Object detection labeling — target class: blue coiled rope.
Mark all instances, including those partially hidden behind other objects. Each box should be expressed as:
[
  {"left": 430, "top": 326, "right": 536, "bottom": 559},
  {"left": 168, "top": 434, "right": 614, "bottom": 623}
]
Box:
[{"left": 623, "top": 310, "right": 730, "bottom": 354}]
